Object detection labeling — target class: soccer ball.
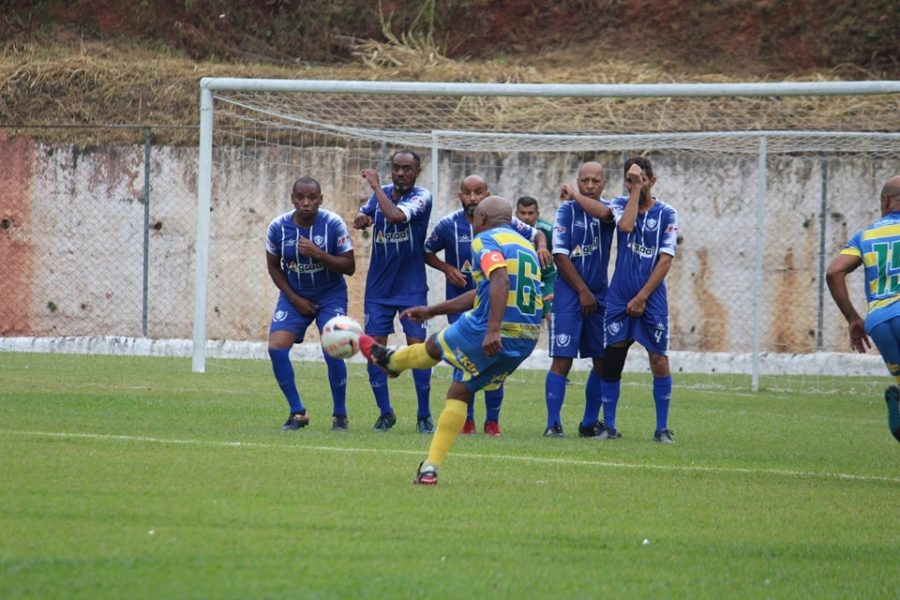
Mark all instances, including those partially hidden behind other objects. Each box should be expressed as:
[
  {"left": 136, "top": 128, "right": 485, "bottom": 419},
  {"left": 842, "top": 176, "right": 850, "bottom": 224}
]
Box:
[{"left": 320, "top": 315, "right": 363, "bottom": 359}]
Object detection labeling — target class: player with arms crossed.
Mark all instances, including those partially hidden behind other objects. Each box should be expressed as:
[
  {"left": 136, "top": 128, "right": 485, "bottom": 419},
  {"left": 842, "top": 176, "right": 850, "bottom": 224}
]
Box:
[
  {"left": 543, "top": 162, "right": 616, "bottom": 438},
  {"left": 360, "top": 196, "right": 543, "bottom": 485},
  {"left": 425, "top": 175, "right": 551, "bottom": 435},
  {"left": 826, "top": 175, "right": 900, "bottom": 443},
  {"left": 571, "top": 157, "right": 678, "bottom": 442},
  {"left": 354, "top": 150, "right": 435, "bottom": 433},
  {"left": 266, "top": 176, "right": 355, "bottom": 431}
]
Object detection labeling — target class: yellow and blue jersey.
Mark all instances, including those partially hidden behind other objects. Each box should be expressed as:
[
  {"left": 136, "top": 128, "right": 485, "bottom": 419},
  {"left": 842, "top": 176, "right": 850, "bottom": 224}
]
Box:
[
  {"left": 840, "top": 211, "right": 900, "bottom": 331},
  {"left": 461, "top": 223, "right": 543, "bottom": 346}
]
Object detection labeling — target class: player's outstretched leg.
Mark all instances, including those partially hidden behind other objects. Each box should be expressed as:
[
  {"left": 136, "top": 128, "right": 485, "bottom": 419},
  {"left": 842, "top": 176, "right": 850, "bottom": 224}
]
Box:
[
  {"left": 359, "top": 335, "right": 401, "bottom": 377},
  {"left": 886, "top": 385, "right": 900, "bottom": 443}
]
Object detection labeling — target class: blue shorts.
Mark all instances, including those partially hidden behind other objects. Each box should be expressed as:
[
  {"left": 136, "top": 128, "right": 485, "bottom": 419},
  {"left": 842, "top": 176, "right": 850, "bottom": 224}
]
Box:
[
  {"left": 270, "top": 289, "right": 348, "bottom": 340},
  {"left": 436, "top": 316, "right": 537, "bottom": 394},
  {"left": 869, "top": 315, "right": 900, "bottom": 377},
  {"left": 604, "top": 305, "right": 669, "bottom": 355},
  {"left": 549, "top": 307, "right": 606, "bottom": 359},
  {"left": 364, "top": 296, "right": 428, "bottom": 340}
]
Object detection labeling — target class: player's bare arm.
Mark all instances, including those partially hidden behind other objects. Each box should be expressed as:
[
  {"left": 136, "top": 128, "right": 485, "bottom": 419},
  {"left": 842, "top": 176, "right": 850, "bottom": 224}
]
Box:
[
  {"left": 361, "top": 168, "right": 406, "bottom": 224},
  {"left": 826, "top": 253, "right": 872, "bottom": 353},
  {"left": 627, "top": 253, "right": 673, "bottom": 317},
  {"left": 561, "top": 183, "right": 613, "bottom": 222},
  {"left": 425, "top": 252, "right": 468, "bottom": 288},
  {"left": 483, "top": 267, "right": 509, "bottom": 357},
  {"left": 618, "top": 164, "right": 646, "bottom": 233},
  {"left": 554, "top": 253, "right": 596, "bottom": 316},
  {"left": 533, "top": 230, "right": 553, "bottom": 269},
  {"left": 400, "top": 290, "right": 478, "bottom": 323},
  {"left": 266, "top": 251, "right": 318, "bottom": 316}
]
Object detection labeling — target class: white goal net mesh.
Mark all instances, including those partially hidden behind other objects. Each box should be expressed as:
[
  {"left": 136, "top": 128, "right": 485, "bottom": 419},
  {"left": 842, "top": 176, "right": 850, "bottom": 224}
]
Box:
[{"left": 201, "top": 80, "right": 900, "bottom": 394}]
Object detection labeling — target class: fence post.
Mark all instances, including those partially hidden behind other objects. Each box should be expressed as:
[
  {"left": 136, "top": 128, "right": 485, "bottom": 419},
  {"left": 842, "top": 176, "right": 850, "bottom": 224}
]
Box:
[
  {"left": 142, "top": 127, "right": 152, "bottom": 338},
  {"left": 816, "top": 156, "right": 829, "bottom": 350},
  {"left": 751, "top": 135, "right": 767, "bottom": 392}
]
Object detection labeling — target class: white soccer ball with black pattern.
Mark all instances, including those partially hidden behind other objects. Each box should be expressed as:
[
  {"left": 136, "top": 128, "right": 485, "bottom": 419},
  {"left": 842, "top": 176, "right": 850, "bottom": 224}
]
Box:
[{"left": 320, "top": 315, "right": 363, "bottom": 359}]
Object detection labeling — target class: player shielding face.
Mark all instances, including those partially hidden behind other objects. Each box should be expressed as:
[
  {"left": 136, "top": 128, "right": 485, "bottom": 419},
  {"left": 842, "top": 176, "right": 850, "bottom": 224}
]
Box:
[
  {"left": 359, "top": 196, "right": 543, "bottom": 485},
  {"left": 826, "top": 175, "right": 900, "bottom": 443},
  {"left": 266, "top": 176, "right": 356, "bottom": 431}
]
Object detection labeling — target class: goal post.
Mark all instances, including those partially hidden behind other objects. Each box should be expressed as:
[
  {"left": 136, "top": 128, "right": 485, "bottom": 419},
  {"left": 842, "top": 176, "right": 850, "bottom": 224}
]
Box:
[{"left": 193, "top": 77, "right": 900, "bottom": 395}]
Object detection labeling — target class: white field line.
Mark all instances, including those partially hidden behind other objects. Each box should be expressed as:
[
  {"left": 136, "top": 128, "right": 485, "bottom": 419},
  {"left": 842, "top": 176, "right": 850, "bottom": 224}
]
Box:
[{"left": 4, "top": 429, "right": 899, "bottom": 484}]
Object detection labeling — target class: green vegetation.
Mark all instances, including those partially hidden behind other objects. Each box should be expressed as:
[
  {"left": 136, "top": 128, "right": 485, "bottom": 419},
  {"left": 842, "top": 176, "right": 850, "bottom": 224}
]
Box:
[{"left": 1, "top": 352, "right": 897, "bottom": 598}]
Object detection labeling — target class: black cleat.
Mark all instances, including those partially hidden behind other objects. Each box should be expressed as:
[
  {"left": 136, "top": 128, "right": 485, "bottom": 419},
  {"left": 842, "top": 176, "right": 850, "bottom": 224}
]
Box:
[
  {"left": 331, "top": 415, "right": 349, "bottom": 431},
  {"left": 543, "top": 422, "right": 565, "bottom": 438},
  {"left": 578, "top": 420, "right": 608, "bottom": 438},
  {"left": 281, "top": 412, "right": 309, "bottom": 431},
  {"left": 654, "top": 428, "right": 676, "bottom": 444},
  {"left": 373, "top": 412, "right": 397, "bottom": 432}
]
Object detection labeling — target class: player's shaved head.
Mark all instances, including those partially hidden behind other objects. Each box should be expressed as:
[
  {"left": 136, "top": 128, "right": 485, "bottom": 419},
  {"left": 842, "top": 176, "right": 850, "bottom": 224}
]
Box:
[
  {"left": 579, "top": 161, "right": 605, "bottom": 177},
  {"left": 476, "top": 195, "right": 513, "bottom": 228},
  {"left": 460, "top": 174, "right": 487, "bottom": 192}
]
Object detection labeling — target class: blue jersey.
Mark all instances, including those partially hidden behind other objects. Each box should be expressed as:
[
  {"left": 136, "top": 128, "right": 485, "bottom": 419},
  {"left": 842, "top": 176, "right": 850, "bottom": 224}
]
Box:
[
  {"left": 425, "top": 209, "right": 538, "bottom": 301},
  {"left": 552, "top": 200, "right": 615, "bottom": 312},
  {"left": 359, "top": 184, "right": 432, "bottom": 303},
  {"left": 839, "top": 210, "right": 900, "bottom": 331},
  {"left": 457, "top": 223, "right": 543, "bottom": 348},
  {"left": 265, "top": 208, "right": 353, "bottom": 298},
  {"left": 607, "top": 197, "right": 678, "bottom": 311}
]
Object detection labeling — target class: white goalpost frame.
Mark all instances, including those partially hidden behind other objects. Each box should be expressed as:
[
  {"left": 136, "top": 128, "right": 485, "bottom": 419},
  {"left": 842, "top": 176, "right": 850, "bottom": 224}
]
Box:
[{"left": 192, "top": 78, "right": 900, "bottom": 374}]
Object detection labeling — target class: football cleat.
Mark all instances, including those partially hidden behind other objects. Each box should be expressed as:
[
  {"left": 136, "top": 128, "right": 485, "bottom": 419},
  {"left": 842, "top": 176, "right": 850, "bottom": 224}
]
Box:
[
  {"left": 598, "top": 427, "right": 622, "bottom": 440},
  {"left": 373, "top": 412, "right": 397, "bottom": 432},
  {"left": 483, "top": 421, "right": 502, "bottom": 436},
  {"left": 281, "top": 412, "right": 309, "bottom": 431},
  {"left": 577, "top": 420, "right": 608, "bottom": 438},
  {"left": 654, "top": 428, "right": 676, "bottom": 444},
  {"left": 417, "top": 416, "right": 435, "bottom": 434},
  {"left": 460, "top": 418, "right": 477, "bottom": 434},
  {"left": 331, "top": 415, "right": 349, "bottom": 432},
  {"left": 412, "top": 462, "right": 438, "bottom": 485},
  {"left": 358, "top": 335, "right": 400, "bottom": 378},
  {"left": 543, "top": 422, "right": 565, "bottom": 438}
]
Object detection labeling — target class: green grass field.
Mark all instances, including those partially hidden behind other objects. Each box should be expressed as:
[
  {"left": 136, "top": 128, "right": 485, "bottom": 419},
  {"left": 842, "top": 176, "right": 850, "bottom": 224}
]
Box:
[{"left": 1, "top": 352, "right": 897, "bottom": 599}]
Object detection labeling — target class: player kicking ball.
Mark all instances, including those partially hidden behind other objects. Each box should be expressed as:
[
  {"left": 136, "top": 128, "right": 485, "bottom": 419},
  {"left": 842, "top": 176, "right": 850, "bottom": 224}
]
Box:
[{"left": 359, "top": 196, "right": 544, "bottom": 484}]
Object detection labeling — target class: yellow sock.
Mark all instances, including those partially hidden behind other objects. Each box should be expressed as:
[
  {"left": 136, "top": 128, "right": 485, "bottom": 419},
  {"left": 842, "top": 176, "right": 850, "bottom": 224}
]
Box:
[
  {"left": 425, "top": 399, "right": 468, "bottom": 468},
  {"left": 391, "top": 343, "right": 440, "bottom": 371}
]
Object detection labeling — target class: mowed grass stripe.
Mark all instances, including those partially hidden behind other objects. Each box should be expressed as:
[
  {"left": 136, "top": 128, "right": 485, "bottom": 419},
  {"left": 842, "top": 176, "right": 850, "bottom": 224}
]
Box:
[{"left": 6, "top": 429, "right": 898, "bottom": 484}]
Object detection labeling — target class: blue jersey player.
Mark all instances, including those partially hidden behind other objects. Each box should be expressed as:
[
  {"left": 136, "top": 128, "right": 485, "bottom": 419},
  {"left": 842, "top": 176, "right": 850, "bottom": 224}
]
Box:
[
  {"left": 424, "top": 174, "right": 550, "bottom": 435},
  {"left": 573, "top": 157, "right": 678, "bottom": 443},
  {"left": 359, "top": 196, "right": 543, "bottom": 485},
  {"left": 543, "top": 162, "right": 616, "bottom": 438},
  {"left": 353, "top": 150, "right": 434, "bottom": 433},
  {"left": 266, "top": 176, "right": 356, "bottom": 431},
  {"left": 826, "top": 175, "right": 900, "bottom": 443}
]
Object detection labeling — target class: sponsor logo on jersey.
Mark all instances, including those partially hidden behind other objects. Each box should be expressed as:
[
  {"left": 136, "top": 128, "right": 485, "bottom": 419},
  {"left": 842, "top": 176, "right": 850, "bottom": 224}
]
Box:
[
  {"left": 573, "top": 219, "right": 586, "bottom": 229},
  {"left": 555, "top": 333, "right": 571, "bottom": 347},
  {"left": 554, "top": 225, "right": 567, "bottom": 234},
  {"left": 287, "top": 261, "right": 325, "bottom": 274},
  {"left": 273, "top": 310, "right": 288, "bottom": 322},
  {"left": 628, "top": 242, "right": 655, "bottom": 258},
  {"left": 457, "top": 235, "right": 472, "bottom": 243},
  {"left": 375, "top": 229, "right": 411, "bottom": 243},
  {"left": 665, "top": 224, "right": 677, "bottom": 234},
  {"left": 284, "top": 238, "right": 297, "bottom": 247},
  {"left": 337, "top": 234, "right": 351, "bottom": 247},
  {"left": 461, "top": 260, "right": 472, "bottom": 273}
]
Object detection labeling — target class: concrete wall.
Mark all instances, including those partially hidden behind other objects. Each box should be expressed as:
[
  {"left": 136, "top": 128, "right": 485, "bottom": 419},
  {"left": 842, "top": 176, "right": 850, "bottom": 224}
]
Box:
[{"left": 0, "top": 137, "right": 892, "bottom": 357}]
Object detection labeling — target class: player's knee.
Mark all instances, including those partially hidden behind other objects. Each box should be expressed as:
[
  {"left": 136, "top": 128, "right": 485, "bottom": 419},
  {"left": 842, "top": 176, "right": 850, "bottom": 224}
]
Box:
[
  {"left": 602, "top": 345, "right": 629, "bottom": 381},
  {"left": 549, "top": 357, "right": 573, "bottom": 377},
  {"left": 649, "top": 352, "right": 670, "bottom": 377}
]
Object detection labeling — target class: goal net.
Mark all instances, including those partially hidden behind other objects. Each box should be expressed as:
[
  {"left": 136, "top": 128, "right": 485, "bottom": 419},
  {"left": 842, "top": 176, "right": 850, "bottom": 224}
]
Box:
[{"left": 196, "top": 78, "right": 900, "bottom": 395}]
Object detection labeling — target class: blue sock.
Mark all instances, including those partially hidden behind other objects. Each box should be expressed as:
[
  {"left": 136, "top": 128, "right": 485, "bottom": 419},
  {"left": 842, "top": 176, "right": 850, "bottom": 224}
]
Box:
[
  {"left": 466, "top": 393, "right": 475, "bottom": 421},
  {"left": 485, "top": 388, "right": 503, "bottom": 423},
  {"left": 367, "top": 362, "right": 392, "bottom": 415},
  {"left": 581, "top": 371, "right": 603, "bottom": 428},
  {"left": 268, "top": 348, "right": 303, "bottom": 413},
  {"left": 545, "top": 372, "right": 567, "bottom": 427},
  {"left": 413, "top": 368, "right": 432, "bottom": 418},
  {"left": 324, "top": 353, "right": 347, "bottom": 417},
  {"left": 601, "top": 378, "right": 621, "bottom": 432},
  {"left": 654, "top": 375, "right": 673, "bottom": 432}
]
